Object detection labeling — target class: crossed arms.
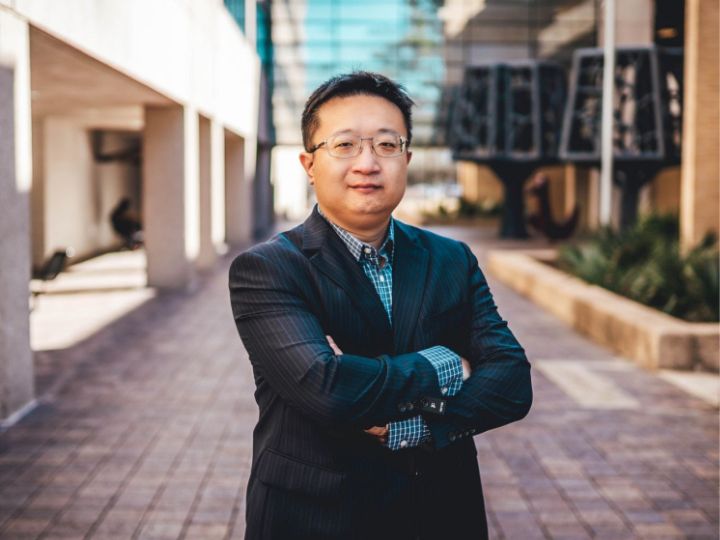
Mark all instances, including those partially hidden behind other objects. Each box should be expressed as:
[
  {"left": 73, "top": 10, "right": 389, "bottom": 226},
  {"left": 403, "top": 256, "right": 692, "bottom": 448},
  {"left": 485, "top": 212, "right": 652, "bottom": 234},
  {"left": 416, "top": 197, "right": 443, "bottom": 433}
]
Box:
[{"left": 229, "top": 241, "right": 532, "bottom": 450}]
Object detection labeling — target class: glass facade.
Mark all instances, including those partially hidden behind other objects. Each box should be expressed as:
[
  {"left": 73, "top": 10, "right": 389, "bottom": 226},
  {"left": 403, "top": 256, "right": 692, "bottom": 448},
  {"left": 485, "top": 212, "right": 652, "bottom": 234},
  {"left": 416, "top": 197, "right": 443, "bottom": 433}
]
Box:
[
  {"left": 224, "top": 0, "right": 246, "bottom": 33},
  {"left": 270, "top": 0, "right": 597, "bottom": 148},
  {"left": 224, "top": 1, "right": 599, "bottom": 186},
  {"left": 272, "top": 0, "right": 445, "bottom": 146}
]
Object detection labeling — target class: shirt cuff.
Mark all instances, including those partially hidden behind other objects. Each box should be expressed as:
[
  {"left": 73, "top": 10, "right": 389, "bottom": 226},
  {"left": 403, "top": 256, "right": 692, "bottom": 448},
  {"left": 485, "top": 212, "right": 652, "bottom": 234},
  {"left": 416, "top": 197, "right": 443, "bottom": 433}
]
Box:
[
  {"left": 386, "top": 415, "right": 431, "bottom": 451},
  {"left": 418, "top": 346, "right": 463, "bottom": 397}
]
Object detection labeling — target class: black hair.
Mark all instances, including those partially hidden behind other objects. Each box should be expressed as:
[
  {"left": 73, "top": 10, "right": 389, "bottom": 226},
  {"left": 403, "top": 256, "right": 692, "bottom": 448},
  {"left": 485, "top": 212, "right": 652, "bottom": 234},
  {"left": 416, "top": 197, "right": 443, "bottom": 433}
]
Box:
[{"left": 301, "top": 71, "right": 415, "bottom": 152}]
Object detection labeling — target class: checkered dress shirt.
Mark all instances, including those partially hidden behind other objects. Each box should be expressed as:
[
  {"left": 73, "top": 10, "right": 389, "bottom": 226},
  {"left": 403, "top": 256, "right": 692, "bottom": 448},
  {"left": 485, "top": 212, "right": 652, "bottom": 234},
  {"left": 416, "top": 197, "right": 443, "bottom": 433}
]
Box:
[{"left": 321, "top": 212, "right": 463, "bottom": 450}]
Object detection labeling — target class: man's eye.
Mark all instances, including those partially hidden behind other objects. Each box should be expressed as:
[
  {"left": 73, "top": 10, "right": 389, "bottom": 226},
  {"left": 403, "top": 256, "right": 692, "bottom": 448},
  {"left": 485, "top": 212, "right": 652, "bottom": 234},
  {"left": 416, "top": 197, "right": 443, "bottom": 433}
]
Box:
[{"left": 334, "top": 141, "right": 355, "bottom": 148}]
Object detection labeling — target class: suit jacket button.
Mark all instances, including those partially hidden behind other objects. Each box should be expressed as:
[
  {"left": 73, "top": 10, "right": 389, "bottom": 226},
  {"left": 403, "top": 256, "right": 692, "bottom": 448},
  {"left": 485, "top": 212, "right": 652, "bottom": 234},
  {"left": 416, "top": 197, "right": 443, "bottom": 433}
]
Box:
[
  {"left": 448, "top": 432, "right": 456, "bottom": 442},
  {"left": 398, "top": 404, "right": 407, "bottom": 412}
]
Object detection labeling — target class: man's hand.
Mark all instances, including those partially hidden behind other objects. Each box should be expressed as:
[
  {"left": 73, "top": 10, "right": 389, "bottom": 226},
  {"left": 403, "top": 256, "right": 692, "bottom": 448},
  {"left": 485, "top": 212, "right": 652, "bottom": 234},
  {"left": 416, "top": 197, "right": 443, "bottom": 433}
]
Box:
[
  {"left": 326, "top": 336, "right": 468, "bottom": 445},
  {"left": 461, "top": 357, "right": 471, "bottom": 381},
  {"left": 326, "top": 335, "right": 342, "bottom": 355},
  {"left": 364, "top": 425, "right": 388, "bottom": 445},
  {"left": 327, "top": 335, "right": 388, "bottom": 445}
]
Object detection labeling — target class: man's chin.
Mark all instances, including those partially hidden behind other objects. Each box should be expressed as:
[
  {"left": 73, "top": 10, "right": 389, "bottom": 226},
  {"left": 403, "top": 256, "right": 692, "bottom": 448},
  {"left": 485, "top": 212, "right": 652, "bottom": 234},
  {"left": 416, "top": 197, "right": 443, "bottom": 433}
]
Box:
[{"left": 351, "top": 204, "right": 398, "bottom": 220}]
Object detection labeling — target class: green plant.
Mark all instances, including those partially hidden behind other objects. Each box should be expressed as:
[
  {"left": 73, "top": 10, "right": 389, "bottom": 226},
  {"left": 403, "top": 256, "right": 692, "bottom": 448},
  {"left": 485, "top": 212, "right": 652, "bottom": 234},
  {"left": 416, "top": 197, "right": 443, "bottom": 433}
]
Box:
[
  {"left": 457, "top": 197, "right": 502, "bottom": 218},
  {"left": 558, "top": 214, "right": 719, "bottom": 322}
]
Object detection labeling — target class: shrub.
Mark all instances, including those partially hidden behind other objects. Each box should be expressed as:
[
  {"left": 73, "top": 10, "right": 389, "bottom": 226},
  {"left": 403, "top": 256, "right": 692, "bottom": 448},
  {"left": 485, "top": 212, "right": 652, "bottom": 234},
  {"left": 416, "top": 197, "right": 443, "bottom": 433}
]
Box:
[
  {"left": 457, "top": 197, "right": 502, "bottom": 218},
  {"left": 558, "top": 214, "right": 719, "bottom": 322}
]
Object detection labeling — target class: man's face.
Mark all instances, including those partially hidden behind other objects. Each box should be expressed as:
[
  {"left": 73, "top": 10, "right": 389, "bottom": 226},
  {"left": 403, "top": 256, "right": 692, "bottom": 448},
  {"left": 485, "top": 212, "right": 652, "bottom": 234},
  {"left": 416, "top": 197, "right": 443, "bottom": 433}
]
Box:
[{"left": 299, "top": 94, "right": 412, "bottom": 230}]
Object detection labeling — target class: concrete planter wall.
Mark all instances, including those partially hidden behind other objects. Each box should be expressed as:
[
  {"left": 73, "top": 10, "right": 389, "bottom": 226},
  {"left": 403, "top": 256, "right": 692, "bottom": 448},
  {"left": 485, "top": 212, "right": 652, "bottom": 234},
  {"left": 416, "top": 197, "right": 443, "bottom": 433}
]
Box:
[{"left": 487, "top": 250, "right": 719, "bottom": 372}]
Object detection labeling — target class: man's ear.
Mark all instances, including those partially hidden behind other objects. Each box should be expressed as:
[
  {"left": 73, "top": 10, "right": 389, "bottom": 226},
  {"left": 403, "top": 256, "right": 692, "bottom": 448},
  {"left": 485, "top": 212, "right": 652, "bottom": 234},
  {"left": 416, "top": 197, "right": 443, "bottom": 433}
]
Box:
[
  {"left": 299, "top": 152, "right": 316, "bottom": 185},
  {"left": 405, "top": 150, "right": 412, "bottom": 165}
]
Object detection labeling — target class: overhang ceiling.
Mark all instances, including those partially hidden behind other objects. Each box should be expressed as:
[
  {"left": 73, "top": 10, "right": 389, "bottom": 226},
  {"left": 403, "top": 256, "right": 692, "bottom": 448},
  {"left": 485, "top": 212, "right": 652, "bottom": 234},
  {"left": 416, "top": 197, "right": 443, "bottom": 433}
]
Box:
[{"left": 29, "top": 27, "right": 173, "bottom": 117}]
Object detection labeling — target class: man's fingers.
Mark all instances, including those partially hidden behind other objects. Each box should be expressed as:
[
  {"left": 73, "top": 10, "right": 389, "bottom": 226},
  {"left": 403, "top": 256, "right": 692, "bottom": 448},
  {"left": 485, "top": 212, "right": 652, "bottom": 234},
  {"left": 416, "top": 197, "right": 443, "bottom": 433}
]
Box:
[
  {"left": 364, "top": 426, "right": 388, "bottom": 442},
  {"left": 461, "top": 357, "right": 471, "bottom": 381},
  {"left": 325, "top": 335, "right": 343, "bottom": 355}
]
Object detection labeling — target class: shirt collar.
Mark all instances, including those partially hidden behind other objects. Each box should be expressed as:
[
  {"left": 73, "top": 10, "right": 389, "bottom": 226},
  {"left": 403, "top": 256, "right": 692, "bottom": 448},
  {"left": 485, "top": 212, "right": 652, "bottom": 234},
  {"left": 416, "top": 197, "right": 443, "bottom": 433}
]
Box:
[{"left": 318, "top": 207, "right": 395, "bottom": 264}]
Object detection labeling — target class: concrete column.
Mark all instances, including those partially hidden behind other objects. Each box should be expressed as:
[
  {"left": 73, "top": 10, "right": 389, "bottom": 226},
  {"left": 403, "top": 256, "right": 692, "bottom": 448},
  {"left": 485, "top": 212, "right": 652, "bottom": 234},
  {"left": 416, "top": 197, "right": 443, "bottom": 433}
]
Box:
[
  {"left": 535, "top": 165, "right": 567, "bottom": 223},
  {"left": 455, "top": 161, "right": 503, "bottom": 205},
  {"left": 0, "top": 11, "right": 35, "bottom": 422},
  {"left": 41, "top": 116, "right": 97, "bottom": 260},
  {"left": 598, "top": 0, "right": 654, "bottom": 46},
  {"left": 563, "top": 163, "right": 578, "bottom": 216},
  {"left": 680, "top": 0, "right": 719, "bottom": 251},
  {"left": 210, "top": 121, "right": 226, "bottom": 253},
  {"left": 143, "top": 105, "right": 199, "bottom": 288},
  {"left": 197, "top": 116, "right": 214, "bottom": 269},
  {"left": 197, "top": 117, "right": 226, "bottom": 269},
  {"left": 564, "top": 164, "right": 596, "bottom": 232},
  {"left": 245, "top": 0, "right": 257, "bottom": 51},
  {"left": 253, "top": 143, "right": 274, "bottom": 238},
  {"left": 225, "top": 131, "right": 252, "bottom": 247},
  {"left": 586, "top": 168, "right": 601, "bottom": 230},
  {"left": 272, "top": 145, "right": 312, "bottom": 221}
]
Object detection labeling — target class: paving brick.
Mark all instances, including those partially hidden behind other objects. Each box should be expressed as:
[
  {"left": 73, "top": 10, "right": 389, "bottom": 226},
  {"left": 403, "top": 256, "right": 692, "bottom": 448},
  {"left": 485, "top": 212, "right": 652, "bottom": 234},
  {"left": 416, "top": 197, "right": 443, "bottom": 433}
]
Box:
[
  {"left": 633, "top": 521, "right": 685, "bottom": 538},
  {"left": 92, "top": 509, "right": 145, "bottom": 535},
  {"left": 136, "top": 520, "right": 185, "bottom": 540},
  {"left": 544, "top": 524, "right": 592, "bottom": 539},
  {"left": 183, "top": 523, "right": 229, "bottom": 539},
  {"left": 2, "top": 516, "right": 51, "bottom": 534}
]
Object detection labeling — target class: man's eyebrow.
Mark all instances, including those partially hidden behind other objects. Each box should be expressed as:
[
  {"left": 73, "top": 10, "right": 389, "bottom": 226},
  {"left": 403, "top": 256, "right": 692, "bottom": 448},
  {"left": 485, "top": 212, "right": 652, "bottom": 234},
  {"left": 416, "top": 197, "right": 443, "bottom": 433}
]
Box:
[{"left": 328, "top": 128, "right": 402, "bottom": 137}]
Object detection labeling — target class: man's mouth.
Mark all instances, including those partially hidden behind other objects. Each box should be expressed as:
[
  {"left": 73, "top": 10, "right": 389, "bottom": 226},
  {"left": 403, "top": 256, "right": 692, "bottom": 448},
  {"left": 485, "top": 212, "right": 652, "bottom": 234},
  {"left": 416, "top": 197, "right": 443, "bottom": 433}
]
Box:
[{"left": 349, "top": 184, "right": 382, "bottom": 193}]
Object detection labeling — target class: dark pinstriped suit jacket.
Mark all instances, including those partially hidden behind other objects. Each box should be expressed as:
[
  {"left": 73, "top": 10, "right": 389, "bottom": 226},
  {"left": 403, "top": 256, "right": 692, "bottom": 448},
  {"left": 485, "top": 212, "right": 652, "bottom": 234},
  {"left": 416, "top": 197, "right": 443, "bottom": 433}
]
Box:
[{"left": 229, "top": 206, "right": 532, "bottom": 539}]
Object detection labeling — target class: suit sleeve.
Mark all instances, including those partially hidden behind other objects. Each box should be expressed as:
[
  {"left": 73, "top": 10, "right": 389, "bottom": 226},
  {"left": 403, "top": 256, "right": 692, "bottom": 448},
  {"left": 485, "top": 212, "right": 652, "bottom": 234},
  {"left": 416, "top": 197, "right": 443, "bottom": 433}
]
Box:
[
  {"left": 425, "top": 243, "right": 533, "bottom": 449},
  {"left": 229, "top": 248, "right": 443, "bottom": 428}
]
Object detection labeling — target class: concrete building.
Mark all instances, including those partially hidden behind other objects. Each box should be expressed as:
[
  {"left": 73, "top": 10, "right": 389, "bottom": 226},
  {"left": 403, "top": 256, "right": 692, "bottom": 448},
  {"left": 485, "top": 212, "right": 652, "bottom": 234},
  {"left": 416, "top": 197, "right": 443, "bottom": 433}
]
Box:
[{"left": 0, "top": 0, "right": 264, "bottom": 422}]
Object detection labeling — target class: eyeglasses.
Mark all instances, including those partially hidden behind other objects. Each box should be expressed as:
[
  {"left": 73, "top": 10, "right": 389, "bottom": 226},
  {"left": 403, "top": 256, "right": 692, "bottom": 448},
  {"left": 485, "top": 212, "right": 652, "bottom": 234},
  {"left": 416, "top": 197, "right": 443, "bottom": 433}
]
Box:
[{"left": 309, "top": 132, "right": 408, "bottom": 158}]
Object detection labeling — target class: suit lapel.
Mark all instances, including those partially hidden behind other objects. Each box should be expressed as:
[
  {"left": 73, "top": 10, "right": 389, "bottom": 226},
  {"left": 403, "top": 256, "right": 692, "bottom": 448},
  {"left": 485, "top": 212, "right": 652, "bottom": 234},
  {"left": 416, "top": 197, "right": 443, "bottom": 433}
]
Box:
[
  {"left": 302, "top": 207, "right": 393, "bottom": 342},
  {"left": 391, "top": 221, "right": 430, "bottom": 354}
]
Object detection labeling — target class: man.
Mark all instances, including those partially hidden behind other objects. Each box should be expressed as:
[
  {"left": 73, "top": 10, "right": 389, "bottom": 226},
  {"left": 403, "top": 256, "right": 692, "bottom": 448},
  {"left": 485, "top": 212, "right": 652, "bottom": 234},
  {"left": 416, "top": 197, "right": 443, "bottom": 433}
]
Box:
[{"left": 229, "top": 71, "right": 532, "bottom": 539}]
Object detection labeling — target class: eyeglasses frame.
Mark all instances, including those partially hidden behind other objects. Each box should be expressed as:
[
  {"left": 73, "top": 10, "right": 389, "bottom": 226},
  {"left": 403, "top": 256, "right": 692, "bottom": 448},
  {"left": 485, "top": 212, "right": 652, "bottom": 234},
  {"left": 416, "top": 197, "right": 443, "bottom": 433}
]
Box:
[{"left": 308, "top": 134, "right": 409, "bottom": 158}]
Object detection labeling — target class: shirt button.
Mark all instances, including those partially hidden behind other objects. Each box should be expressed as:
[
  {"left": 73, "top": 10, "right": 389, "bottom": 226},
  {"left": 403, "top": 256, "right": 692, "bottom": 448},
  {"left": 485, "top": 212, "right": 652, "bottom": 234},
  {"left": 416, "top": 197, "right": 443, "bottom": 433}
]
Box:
[
  {"left": 399, "top": 440, "right": 408, "bottom": 448},
  {"left": 363, "top": 247, "right": 372, "bottom": 254},
  {"left": 379, "top": 275, "right": 385, "bottom": 282},
  {"left": 441, "top": 386, "right": 448, "bottom": 395}
]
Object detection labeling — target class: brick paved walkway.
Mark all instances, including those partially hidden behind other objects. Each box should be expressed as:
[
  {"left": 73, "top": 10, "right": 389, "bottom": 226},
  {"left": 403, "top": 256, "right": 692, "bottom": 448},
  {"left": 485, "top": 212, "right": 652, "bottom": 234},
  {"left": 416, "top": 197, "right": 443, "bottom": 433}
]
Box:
[{"left": 0, "top": 226, "right": 717, "bottom": 539}]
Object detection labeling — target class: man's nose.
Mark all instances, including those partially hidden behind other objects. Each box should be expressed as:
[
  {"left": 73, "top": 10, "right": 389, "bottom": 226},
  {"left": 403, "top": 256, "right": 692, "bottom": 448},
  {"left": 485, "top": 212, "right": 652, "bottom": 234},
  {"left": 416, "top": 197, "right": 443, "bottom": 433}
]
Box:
[{"left": 351, "top": 140, "right": 381, "bottom": 173}]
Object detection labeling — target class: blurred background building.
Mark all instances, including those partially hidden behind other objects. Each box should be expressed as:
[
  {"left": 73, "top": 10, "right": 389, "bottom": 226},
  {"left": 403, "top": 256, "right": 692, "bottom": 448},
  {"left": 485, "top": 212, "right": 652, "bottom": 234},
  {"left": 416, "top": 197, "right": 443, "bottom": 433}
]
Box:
[
  {"left": 0, "top": 0, "right": 717, "bottom": 422},
  {"left": 268, "top": 0, "right": 715, "bottom": 246},
  {"left": 1, "top": 0, "right": 266, "bottom": 421}
]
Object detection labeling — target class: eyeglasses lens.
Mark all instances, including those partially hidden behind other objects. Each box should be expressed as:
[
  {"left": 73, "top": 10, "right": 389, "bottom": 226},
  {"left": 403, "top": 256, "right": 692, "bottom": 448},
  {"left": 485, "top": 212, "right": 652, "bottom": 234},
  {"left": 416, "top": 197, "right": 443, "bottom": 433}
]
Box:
[{"left": 326, "top": 134, "right": 404, "bottom": 158}]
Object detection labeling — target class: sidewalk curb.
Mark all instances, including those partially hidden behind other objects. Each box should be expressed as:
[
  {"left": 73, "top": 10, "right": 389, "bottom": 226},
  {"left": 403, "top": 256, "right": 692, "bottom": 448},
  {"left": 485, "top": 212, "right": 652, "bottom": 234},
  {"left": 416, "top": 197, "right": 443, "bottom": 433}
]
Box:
[{"left": 487, "top": 249, "right": 720, "bottom": 372}]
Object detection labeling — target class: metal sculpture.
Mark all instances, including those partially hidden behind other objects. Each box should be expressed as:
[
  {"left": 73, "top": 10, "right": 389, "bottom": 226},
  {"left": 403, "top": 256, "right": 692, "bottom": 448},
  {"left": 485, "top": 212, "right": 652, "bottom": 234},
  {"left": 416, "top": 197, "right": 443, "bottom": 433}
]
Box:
[
  {"left": 560, "top": 46, "right": 683, "bottom": 228},
  {"left": 449, "top": 62, "right": 566, "bottom": 238}
]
